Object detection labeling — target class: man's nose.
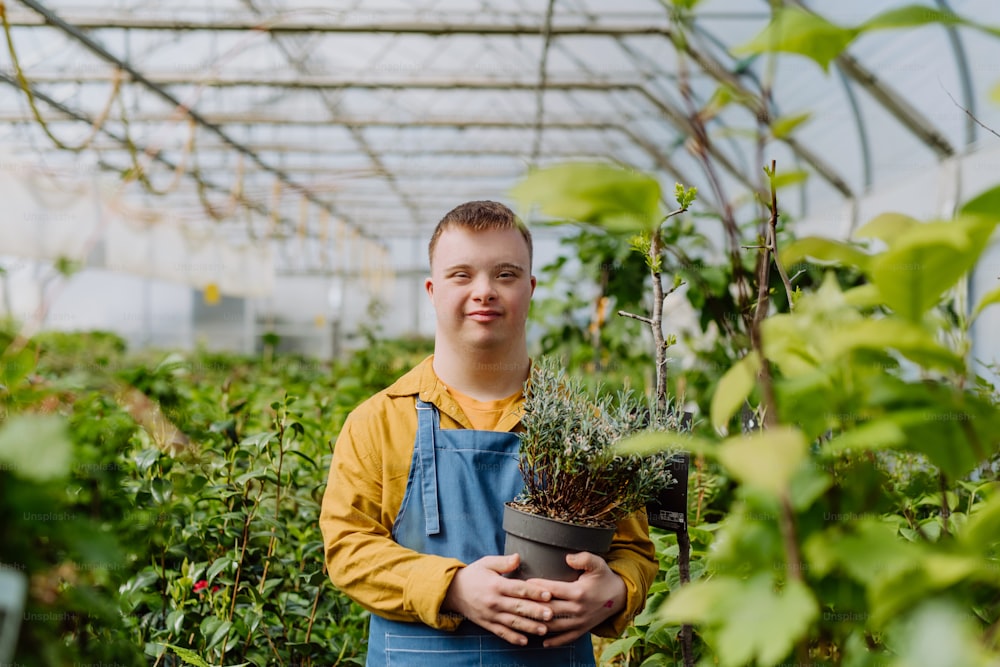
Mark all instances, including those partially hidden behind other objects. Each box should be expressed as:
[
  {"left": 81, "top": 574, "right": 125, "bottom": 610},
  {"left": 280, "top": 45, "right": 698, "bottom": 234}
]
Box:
[{"left": 472, "top": 277, "right": 497, "bottom": 301}]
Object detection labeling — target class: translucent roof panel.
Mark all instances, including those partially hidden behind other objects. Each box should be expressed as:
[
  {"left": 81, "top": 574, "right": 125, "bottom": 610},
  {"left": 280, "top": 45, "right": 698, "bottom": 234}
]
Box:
[{"left": 2, "top": 0, "right": 999, "bottom": 282}]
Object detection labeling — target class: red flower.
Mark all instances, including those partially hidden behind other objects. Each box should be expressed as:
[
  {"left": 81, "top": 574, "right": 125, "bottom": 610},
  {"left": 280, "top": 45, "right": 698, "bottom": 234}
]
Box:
[{"left": 193, "top": 580, "right": 220, "bottom": 595}]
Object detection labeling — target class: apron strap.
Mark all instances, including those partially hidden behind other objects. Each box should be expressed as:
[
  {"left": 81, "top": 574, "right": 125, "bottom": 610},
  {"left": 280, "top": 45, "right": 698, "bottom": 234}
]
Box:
[{"left": 415, "top": 400, "right": 441, "bottom": 536}]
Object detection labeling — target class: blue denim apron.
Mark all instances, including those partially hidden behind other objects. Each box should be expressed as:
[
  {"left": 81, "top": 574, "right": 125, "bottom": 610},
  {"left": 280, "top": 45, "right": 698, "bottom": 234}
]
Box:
[{"left": 365, "top": 400, "right": 596, "bottom": 666}]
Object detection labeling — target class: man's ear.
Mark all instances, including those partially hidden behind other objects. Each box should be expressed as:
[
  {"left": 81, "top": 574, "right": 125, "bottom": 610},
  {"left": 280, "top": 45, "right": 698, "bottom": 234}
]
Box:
[{"left": 425, "top": 277, "right": 434, "bottom": 300}]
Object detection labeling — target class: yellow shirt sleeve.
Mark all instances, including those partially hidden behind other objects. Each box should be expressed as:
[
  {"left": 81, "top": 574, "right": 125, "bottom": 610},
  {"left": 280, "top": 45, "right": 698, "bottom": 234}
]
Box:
[{"left": 319, "top": 398, "right": 465, "bottom": 630}]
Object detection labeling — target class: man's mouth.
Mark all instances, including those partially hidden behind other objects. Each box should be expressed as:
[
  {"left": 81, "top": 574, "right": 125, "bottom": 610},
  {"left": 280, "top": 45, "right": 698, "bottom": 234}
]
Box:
[{"left": 467, "top": 310, "right": 501, "bottom": 322}]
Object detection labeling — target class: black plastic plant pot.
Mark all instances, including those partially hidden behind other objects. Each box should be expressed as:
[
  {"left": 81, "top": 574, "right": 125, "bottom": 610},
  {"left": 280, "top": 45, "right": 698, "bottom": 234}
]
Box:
[{"left": 502, "top": 503, "right": 615, "bottom": 582}]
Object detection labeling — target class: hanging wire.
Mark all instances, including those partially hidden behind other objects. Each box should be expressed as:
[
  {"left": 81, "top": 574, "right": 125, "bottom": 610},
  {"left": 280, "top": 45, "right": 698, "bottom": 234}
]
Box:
[{"left": 2, "top": 2, "right": 122, "bottom": 152}]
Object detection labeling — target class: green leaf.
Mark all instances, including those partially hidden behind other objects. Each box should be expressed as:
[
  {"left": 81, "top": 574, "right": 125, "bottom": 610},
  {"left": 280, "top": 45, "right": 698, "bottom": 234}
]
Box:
[
  {"left": 658, "top": 577, "right": 741, "bottom": 625},
  {"left": 0, "top": 414, "right": 73, "bottom": 481},
  {"left": 853, "top": 212, "right": 920, "bottom": 243},
  {"left": 842, "top": 284, "right": 883, "bottom": 308},
  {"left": 161, "top": 645, "right": 212, "bottom": 667},
  {"left": 721, "top": 578, "right": 817, "bottom": 667},
  {"left": 599, "top": 635, "right": 641, "bottom": 663},
  {"left": 510, "top": 162, "right": 662, "bottom": 232},
  {"left": 207, "top": 556, "right": 232, "bottom": 582},
  {"left": 991, "top": 81, "right": 1000, "bottom": 106},
  {"left": 770, "top": 111, "right": 812, "bottom": 139},
  {"left": 769, "top": 169, "right": 809, "bottom": 190},
  {"left": 823, "top": 418, "right": 908, "bottom": 454},
  {"left": 717, "top": 426, "right": 807, "bottom": 496},
  {"left": 710, "top": 352, "right": 760, "bottom": 433},
  {"left": 860, "top": 4, "right": 964, "bottom": 31},
  {"left": 870, "top": 217, "right": 994, "bottom": 321},
  {"left": 160, "top": 643, "right": 247, "bottom": 667},
  {"left": 616, "top": 430, "right": 715, "bottom": 457},
  {"left": 962, "top": 493, "right": 1000, "bottom": 550},
  {"left": 803, "top": 520, "right": 921, "bottom": 584},
  {"left": 0, "top": 345, "right": 36, "bottom": 388},
  {"left": 733, "top": 7, "right": 857, "bottom": 71},
  {"left": 971, "top": 285, "right": 1000, "bottom": 322},
  {"left": 961, "top": 183, "right": 1000, "bottom": 222},
  {"left": 780, "top": 237, "right": 870, "bottom": 271},
  {"left": 824, "top": 319, "right": 963, "bottom": 372},
  {"left": 206, "top": 620, "right": 233, "bottom": 650}
]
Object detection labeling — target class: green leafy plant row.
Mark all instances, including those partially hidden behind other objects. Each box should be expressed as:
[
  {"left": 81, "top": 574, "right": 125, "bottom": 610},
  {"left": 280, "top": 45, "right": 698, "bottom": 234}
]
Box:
[{"left": 0, "top": 325, "right": 432, "bottom": 666}]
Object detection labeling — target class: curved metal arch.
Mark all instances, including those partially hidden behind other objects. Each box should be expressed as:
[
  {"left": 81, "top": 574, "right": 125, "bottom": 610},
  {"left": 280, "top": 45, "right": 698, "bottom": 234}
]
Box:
[
  {"left": 833, "top": 64, "right": 873, "bottom": 192},
  {"left": 934, "top": 0, "right": 978, "bottom": 147}
]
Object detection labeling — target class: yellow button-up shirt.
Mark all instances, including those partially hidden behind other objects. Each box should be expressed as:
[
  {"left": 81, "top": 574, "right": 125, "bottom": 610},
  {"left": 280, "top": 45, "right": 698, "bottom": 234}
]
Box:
[{"left": 319, "top": 356, "right": 658, "bottom": 636}]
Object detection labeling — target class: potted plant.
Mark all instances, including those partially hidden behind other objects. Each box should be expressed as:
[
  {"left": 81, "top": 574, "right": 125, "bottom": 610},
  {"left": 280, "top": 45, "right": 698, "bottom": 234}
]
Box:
[{"left": 503, "top": 357, "right": 681, "bottom": 581}]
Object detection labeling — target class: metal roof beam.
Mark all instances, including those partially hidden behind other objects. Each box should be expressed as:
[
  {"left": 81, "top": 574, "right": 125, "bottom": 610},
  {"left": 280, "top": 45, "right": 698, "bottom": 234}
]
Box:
[
  {"left": 8, "top": 69, "right": 851, "bottom": 196},
  {"left": 3, "top": 14, "right": 677, "bottom": 36}
]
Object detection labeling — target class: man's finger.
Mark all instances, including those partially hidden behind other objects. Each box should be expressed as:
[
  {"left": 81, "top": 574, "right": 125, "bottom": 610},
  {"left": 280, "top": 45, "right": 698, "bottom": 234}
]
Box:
[{"left": 478, "top": 553, "right": 520, "bottom": 573}]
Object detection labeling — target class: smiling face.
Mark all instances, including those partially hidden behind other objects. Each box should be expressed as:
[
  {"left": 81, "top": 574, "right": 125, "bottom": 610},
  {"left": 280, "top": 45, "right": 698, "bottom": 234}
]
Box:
[{"left": 426, "top": 225, "right": 536, "bottom": 354}]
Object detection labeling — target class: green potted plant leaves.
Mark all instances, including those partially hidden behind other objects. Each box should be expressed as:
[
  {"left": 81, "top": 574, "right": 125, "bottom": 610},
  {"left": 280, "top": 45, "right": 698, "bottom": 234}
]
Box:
[{"left": 504, "top": 357, "right": 680, "bottom": 581}]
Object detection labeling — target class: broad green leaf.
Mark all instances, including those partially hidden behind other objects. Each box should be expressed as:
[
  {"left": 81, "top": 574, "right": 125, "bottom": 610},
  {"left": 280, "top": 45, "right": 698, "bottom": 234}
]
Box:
[
  {"left": 0, "top": 414, "right": 73, "bottom": 481},
  {"left": 960, "top": 182, "right": 1000, "bottom": 222},
  {"left": 711, "top": 351, "right": 760, "bottom": 433},
  {"left": 717, "top": 426, "right": 807, "bottom": 496},
  {"left": 207, "top": 556, "right": 232, "bottom": 582},
  {"left": 658, "top": 577, "right": 741, "bottom": 624},
  {"left": 823, "top": 318, "right": 963, "bottom": 372},
  {"left": 870, "top": 220, "right": 975, "bottom": 321},
  {"left": 715, "top": 576, "right": 818, "bottom": 667},
  {"left": 961, "top": 492, "right": 1000, "bottom": 550},
  {"left": 842, "top": 284, "right": 883, "bottom": 308},
  {"left": 760, "top": 314, "right": 820, "bottom": 377},
  {"left": 920, "top": 553, "right": 984, "bottom": 588},
  {"left": 206, "top": 620, "right": 233, "bottom": 650},
  {"left": 510, "top": 162, "right": 662, "bottom": 232},
  {"left": 599, "top": 635, "right": 641, "bottom": 663},
  {"left": 860, "top": 5, "right": 964, "bottom": 31},
  {"left": 0, "top": 345, "right": 35, "bottom": 387},
  {"left": 893, "top": 603, "right": 991, "bottom": 667},
  {"left": 780, "top": 237, "right": 870, "bottom": 271},
  {"left": 853, "top": 212, "right": 920, "bottom": 243},
  {"left": 971, "top": 285, "right": 1000, "bottom": 322},
  {"left": 770, "top": 111, "right": 812, "bottom": 139},
  {"left": 734, "top": 7, "right": 857, "bottom": 71},
  {"left": 803, "top": 520, "right": 921, "bottom": 584},
  {"left": 823, "top": 418, "right": 907, "bottom": 454},
  {"left": 616, "top": 430, "right": 714, "bottom": 457}
]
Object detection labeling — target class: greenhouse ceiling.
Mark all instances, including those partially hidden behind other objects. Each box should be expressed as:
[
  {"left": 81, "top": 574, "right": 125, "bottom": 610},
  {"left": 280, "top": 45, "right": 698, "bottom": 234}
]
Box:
[{"left": 2, "top": 0, "right": 1000, "bottom": 283}]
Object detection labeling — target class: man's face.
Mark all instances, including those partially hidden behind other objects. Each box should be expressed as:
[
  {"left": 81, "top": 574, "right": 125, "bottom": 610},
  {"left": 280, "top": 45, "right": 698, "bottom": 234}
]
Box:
[{"left": 426, "top": 226, "right": 536, "bottom": 353}]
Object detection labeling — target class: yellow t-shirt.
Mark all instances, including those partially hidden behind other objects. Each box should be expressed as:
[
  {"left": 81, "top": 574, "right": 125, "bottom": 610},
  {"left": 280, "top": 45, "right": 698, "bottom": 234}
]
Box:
[{"left": 444, "top": 384, "right": 523, "bottom": 432}]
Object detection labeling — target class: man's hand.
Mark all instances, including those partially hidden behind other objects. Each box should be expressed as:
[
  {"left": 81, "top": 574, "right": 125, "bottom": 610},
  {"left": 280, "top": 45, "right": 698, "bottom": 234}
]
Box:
[
  {"left": 442, "top": 554, "right": 554, "bottom": 646},
  {"left": 527, "top": 552, "right": 627, "bottom": 648}
]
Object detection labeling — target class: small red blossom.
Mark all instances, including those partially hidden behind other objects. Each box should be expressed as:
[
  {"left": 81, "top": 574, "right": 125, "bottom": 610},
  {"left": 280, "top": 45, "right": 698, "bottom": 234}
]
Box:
[{"left": 193, "top": 580, "right": 220, "bottom": 594}]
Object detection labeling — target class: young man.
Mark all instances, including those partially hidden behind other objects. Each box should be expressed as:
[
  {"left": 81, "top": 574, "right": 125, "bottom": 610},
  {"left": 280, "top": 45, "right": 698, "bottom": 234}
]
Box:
[{"left": 320, "top": 201, "right": 658, "bottom": 665}]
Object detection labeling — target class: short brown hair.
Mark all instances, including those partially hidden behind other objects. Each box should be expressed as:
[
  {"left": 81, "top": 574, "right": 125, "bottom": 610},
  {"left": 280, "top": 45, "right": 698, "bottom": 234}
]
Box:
[{"left": 428, "top": 200, "right": 533, "bottom": 268}]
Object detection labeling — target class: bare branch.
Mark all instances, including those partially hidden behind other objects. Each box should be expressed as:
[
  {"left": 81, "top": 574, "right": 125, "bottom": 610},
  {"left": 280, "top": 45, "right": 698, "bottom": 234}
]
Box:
[{"left": 617, "top": 309, "right": 653, "bottom": 325}]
